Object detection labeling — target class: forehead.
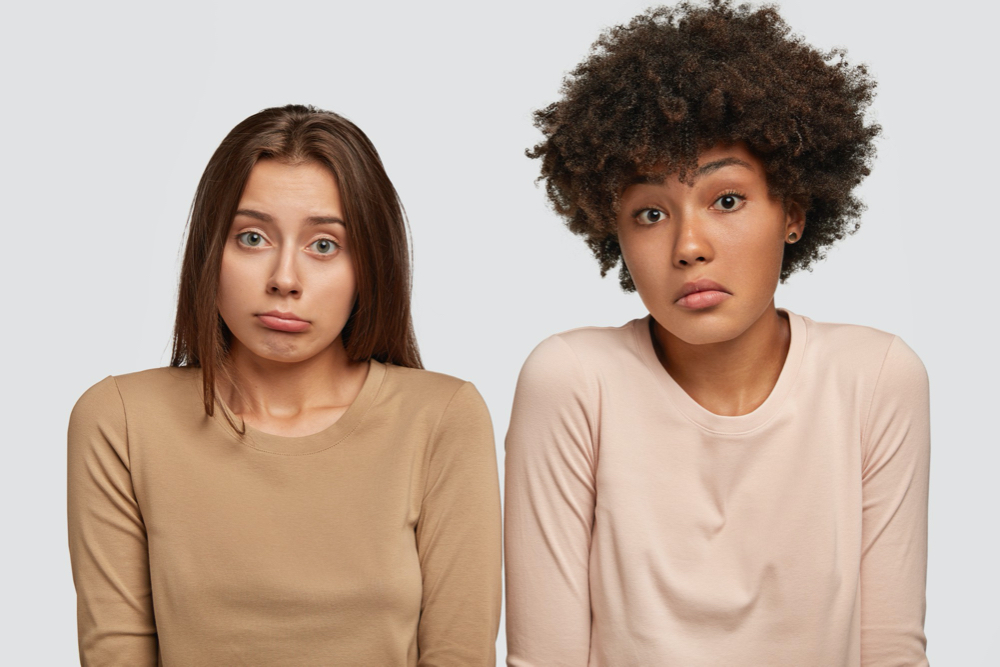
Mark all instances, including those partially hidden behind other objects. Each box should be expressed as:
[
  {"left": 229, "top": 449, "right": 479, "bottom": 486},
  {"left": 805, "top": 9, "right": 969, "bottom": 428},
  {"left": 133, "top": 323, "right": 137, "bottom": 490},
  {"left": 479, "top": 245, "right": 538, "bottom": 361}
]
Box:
[
  {"left": 240, "top": 159, "right": 342, "bottom": 210},
  {"left": 628, "top": 142, "right": 764, "bottom": 188},
  {"left": 697, "top": 143, "right": 761, "bottom": 168}
]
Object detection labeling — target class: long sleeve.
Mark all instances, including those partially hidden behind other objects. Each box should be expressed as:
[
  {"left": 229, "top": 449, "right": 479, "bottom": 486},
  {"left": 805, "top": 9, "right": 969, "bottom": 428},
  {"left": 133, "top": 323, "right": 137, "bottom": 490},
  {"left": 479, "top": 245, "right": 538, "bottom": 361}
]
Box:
[
  {"left": 504, "top": 336, "right": 598, "bottom": 667},
  {"left": 67, "top": 376, "right": 158, "bottom": 666},
  {"left": 415, "top": 382, "right": 502, "bottom": 666},
  {"left": 860, "top": 337, "right": 930, "bottom": 666}
]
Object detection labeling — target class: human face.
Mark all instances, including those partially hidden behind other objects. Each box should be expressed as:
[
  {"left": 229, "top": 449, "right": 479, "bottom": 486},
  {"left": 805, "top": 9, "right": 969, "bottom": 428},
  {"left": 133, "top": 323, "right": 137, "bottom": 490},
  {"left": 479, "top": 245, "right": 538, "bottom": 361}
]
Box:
[
  {"left": 617, "top": 143, "right": 804, "bottom": 346},
  {"left": 217, "top": 159, "right": 356, "bottom": 365}
]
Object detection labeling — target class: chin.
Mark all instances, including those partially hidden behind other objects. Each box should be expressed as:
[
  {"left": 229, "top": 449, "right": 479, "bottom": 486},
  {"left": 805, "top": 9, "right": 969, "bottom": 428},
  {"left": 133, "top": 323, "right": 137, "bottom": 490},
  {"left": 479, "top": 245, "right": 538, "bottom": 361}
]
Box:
[
  {"left": 657, "top": 310, "right": 749, "bottom": 346},
  {"left": 257, "top": 347, "right": 318, "bottom": 364},
  {"left": 239, "top": 334, "right": 324, "bottom": 364}
]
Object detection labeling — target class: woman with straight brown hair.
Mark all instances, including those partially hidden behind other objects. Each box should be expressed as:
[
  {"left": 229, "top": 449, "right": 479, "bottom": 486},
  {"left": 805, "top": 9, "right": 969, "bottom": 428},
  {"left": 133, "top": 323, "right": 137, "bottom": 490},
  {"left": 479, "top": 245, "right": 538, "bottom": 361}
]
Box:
[{"left": 67, "top": 104, "right": 501, "bottom": 666}]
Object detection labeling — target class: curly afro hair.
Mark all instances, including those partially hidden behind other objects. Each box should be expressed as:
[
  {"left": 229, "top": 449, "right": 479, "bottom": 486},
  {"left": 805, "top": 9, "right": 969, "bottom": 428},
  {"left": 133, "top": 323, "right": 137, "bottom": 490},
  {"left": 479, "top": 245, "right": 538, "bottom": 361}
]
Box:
[{"left": 528, "top": 0, "right": 881, "bottom": 290}]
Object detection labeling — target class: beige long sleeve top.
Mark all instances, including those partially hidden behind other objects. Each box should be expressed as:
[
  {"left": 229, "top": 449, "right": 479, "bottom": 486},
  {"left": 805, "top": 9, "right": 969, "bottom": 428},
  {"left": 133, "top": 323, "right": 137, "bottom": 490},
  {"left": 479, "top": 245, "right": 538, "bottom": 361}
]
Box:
[
  {"left": 68, "top": 360, "right": 502, "bottom": 666},
  {"left": 504, "top": 310, "right": 930, "bottom": 666}
]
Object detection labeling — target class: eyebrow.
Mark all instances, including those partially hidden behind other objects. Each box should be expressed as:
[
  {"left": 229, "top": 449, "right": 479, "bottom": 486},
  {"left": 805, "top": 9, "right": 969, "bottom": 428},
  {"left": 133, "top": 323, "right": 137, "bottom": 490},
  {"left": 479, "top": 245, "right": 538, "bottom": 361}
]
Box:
[
  {"left": 626, "top": 157, "right": 754, "bottom": 186},
  {"left": 234, "top": 209, "right": 346, "bottom": 227},
  {"left": 695, "top": 157, "right": 753, "bottom": 177}
]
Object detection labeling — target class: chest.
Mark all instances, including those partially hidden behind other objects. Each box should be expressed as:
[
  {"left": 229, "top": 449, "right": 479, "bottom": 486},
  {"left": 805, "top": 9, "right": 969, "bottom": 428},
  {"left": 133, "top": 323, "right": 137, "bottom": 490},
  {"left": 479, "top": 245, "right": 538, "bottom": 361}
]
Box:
[
  {"left": 590, "top": 384, "right": 866, "bottom": 612},
  {"left": 134, "top": 431, "right": 426, "bottom": 629}
]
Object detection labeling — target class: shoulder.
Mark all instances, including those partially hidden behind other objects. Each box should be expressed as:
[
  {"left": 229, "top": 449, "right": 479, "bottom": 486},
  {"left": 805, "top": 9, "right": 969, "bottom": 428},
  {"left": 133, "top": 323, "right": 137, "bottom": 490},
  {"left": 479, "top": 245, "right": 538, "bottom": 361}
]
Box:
[
  {"left": 795, "top": 311, "right": 926, "bottom": 382},
  {"left": 799, "top": 312, "right": 893, "bottom": 356},
  {"left": 548, "top": 320, "right": 640, "bottom": 361},
  {"left": 109, "top": 366, "right": 202, "bottom": 401},
  {"left": 808, "top": 321, "right": 934, "bottom": 462},
  {"left": 382, "top": 363, "right": 490, "bottom": 423},
  {"left": 72, "top": 366, "right": 192, "bottom": 415},
  {"left": 381, "top": 366, "right": 494, "bottom": 463},
  {"left": 871, "top": 336, "right": 929, "bottom": 407},
  {"left": 70, "top": 366, "right": 203, "bottom": 431},
  {"left": 383, "top": 363, "right": 472, "bottom": 402},
  {"left": 512, "top": 320, "right": 641, "bottom": 414},
  {"left": 68, "top": 369, "right": 197, "bottom": 462},
  {"left": 70, "top": 375, "right": 126, "bottom": 429},
  {"left": 68, "top": 375, "right": 132, "bottom": 466},
  {"left": 519, "top": 320, "right": 641, "bottom": 382},
  {"left": 792, "top": 312, "right": 929, "bottom": 435}
]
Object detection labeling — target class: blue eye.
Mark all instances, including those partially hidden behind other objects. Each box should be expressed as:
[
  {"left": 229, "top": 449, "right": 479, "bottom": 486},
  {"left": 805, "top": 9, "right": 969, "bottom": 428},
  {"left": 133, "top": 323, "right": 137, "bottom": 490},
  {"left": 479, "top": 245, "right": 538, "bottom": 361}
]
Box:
[
  {"left": 310, "top": 238, "right": 339, "bottom": 255},
  {"left": 237, "top": 231, "right": 264, "bottom": 247},
  {"left": 712, "top": 194, "right": 745, "bottom": 211},
  {"left": 636, "top": 209, "right": 664, "bottom": 225}
]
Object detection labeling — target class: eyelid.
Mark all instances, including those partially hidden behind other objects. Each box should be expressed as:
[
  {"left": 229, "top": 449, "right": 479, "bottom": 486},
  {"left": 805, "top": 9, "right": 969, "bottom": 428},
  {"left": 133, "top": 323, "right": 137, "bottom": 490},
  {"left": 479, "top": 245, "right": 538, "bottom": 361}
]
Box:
[
  {"left": 235, "top": 226, "right": 266, "bottom": 236},
  {"left": 308, "top": 233, "right": 341, "bottom": 245},
  {"left": 235, "top": 229, "right": 269, "bottom": 246},
  {"left": 307, "top": 236, "right": 342, "bottom": 255},
  {"left": 307, "top": 235, "right": 342, "bottom": 249},
  {"left": 632, "top": 207, "right": 667, "bottom": 225},
  {"left": 711, "top": 191, "right": 747, "bottom": 212}
]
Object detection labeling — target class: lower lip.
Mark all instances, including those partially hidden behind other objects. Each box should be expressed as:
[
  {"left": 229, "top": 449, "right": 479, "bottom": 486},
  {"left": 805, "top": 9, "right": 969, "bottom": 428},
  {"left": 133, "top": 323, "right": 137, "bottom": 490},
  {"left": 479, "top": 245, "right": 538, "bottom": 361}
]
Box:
[
  {"left": 676, "top": 290, "right": 731, "bottom": 310},
  {"left": 257, "top": 315, "right": 310, "bottom": 332}
]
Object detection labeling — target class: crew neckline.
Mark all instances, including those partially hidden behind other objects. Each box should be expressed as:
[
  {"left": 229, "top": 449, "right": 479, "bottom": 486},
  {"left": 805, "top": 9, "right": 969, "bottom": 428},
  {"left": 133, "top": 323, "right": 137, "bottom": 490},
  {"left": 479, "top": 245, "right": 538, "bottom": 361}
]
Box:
[
  {"left": 632, "top": 308, "right": 807, "bottom": 435},
  {"left": 211, "top": 359, "right": 387, "bottom": 455}
]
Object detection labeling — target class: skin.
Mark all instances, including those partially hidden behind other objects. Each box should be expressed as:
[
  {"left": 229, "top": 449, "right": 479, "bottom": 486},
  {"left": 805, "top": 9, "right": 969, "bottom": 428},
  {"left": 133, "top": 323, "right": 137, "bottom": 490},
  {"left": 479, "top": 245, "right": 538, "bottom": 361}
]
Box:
[
  {"left": 216, "top": 158, "right": 368, "bottom": 437},
  {"left": 616, "top": 143, "right": 805, "bottom": 417}
]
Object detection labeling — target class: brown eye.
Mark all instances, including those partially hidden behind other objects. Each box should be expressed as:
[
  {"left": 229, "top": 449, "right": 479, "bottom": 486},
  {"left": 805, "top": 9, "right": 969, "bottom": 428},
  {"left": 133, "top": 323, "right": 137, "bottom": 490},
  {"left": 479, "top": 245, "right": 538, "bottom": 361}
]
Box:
[
  {"left": 712, "top": 194, "right": 745, "bottom": 211},
  {"left": 637, "top": 209, "right": 664, "bottom": 225}
]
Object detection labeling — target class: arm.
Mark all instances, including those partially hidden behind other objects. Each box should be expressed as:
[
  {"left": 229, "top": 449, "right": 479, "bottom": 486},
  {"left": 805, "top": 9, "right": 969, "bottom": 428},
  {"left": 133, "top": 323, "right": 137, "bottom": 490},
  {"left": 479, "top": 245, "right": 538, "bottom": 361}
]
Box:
[
  {"left": 504, "top": 336, "right": 597, "bottom": 667},
  {"left": 415, "top": 382, "right": 502, "bottom": 666},
  {"left": 860, "top": 337, "right": 930, "bottom": 666},
  {"left": 67, "top": 376, "right": 158, "bottom": 666}
]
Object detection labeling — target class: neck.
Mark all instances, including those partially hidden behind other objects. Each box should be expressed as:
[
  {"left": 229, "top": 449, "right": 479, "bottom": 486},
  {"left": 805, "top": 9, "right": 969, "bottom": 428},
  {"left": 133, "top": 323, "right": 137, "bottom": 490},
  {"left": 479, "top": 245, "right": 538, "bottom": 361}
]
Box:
[
  {"left": 652, "top": 303, "right": 790, "bottom": 416},
  {"left": 220, "top": 338, "right": 367, "bottom": 420}
]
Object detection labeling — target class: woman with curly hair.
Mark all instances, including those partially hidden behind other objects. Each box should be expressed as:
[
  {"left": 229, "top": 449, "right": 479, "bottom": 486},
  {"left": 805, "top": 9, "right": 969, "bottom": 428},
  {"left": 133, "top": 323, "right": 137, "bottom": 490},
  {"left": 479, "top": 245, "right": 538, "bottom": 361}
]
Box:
[
  {"left": 67, "top": 105, "right": 501, "bottom": 665},
  {"left": 504, "top": 2, "right": 929, "bottom": 665}
]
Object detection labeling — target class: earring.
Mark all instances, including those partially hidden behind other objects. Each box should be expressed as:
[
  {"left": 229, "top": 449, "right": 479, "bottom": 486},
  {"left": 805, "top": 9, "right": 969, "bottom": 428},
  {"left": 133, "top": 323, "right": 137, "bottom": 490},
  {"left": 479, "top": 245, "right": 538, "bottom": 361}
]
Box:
[{"left": 787, "top": 231, "right": 798, "bottom": 243}]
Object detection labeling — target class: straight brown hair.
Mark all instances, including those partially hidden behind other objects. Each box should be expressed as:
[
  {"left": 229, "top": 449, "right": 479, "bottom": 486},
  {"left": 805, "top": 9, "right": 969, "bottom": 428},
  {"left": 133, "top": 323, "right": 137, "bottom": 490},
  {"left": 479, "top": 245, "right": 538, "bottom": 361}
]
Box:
[{"left": 171, "top": 104, "right": 422, "bottom": 419}]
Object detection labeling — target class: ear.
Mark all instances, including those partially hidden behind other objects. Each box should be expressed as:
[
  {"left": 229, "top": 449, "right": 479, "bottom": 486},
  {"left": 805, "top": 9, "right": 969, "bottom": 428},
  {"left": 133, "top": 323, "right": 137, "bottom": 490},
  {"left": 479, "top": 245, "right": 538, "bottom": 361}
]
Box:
[{"left": 784, "top": 200, "right": 806, "bottom": 240}]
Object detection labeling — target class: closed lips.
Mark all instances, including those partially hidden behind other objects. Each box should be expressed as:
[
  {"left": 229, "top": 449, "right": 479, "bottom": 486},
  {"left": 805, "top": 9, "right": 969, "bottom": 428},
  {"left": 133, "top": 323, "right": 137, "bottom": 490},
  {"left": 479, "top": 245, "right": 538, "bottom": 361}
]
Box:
[
  {"left": 258, "top": 311, "right": 310, "bottom": 332},
  {"left": 675, "top": 279, "right": 730, "bottom": 302},
  {"left": 260, "top": 310, "right": 305, "bottom": 321}
]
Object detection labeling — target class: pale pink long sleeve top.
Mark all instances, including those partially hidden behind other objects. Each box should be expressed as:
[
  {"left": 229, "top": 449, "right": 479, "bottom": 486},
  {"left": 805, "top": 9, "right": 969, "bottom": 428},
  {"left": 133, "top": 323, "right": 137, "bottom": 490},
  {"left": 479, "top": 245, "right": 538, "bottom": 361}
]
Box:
[{"left": 504, "top": 310, "right": 929, "bottom": 666}]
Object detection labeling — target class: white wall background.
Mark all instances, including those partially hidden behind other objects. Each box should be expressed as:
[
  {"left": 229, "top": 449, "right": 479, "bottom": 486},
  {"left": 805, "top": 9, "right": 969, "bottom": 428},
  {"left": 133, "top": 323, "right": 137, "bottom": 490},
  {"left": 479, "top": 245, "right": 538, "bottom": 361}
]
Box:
[{"left": 1, "top": 0, "right": 996, "bottom": 663}]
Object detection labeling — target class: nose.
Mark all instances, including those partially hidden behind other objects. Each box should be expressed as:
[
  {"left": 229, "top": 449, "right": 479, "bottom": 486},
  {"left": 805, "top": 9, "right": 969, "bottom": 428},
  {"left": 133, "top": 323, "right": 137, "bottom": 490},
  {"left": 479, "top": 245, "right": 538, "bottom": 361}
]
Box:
[
  {"left": 671, "top": 213, "right": 713, "bottom": 268},
  {"left": 266, "top": 248, "right": 302, "bottom": 296}
]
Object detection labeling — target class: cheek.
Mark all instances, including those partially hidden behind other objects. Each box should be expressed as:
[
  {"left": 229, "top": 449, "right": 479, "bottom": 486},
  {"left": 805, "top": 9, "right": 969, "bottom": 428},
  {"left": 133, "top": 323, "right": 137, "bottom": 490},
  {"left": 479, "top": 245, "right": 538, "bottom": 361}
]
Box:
[
  {"left": 721, "top": 223, "right": 785, "bottom": 288},
  {"left": 310, "top": 260, "right": 358, "bottom": 317},
  {"left": 217, "top": 251, "right": 255, "bottom": 317},
  {"left": 618, "top": 226, "right": 671, "bottom": 286}
]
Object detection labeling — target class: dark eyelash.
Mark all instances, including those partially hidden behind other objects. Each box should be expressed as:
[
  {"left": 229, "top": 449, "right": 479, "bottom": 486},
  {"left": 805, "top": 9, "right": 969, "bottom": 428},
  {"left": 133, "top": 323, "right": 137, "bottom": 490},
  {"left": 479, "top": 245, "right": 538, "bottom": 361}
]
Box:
[
  {"left": 310, "top": 237, "right": 342, "bottom": 254},
  {"left": 631, "top": 207, "right": 661, "bottom": 217}
]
